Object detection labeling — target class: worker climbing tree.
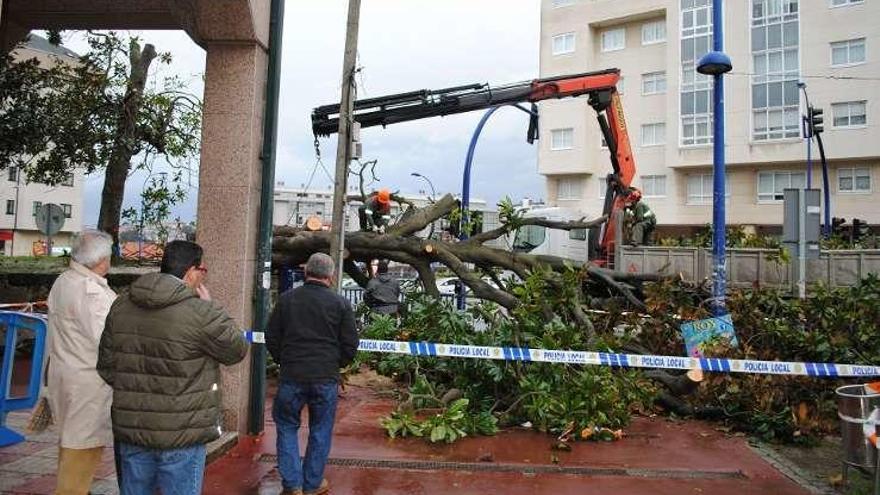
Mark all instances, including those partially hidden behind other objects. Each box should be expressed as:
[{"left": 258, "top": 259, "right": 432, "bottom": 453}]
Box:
[
  {"left": 359, "top": 188, "right": 393, "bottom": 233},
  {"left": 625, "top": 188, "right": 656, "bottom": 246}
]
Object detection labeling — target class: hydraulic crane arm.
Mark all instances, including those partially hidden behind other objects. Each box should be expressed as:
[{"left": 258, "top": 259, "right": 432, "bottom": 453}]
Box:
[{"left": 311, "top": 68, "right": 637, "bottom": 264}]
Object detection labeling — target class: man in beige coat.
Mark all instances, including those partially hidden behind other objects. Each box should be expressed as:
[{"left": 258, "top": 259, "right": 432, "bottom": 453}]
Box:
[{"left": 47, "top": 230, "right": 117, "bottom": 495}]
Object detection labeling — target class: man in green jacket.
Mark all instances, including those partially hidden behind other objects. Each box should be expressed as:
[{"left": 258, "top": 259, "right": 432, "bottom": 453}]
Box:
[
  {"left": 624, "top": 188, "right": 657, "bottom": 246},
  {"left": 97, "top": 240, "right": 247, "bottom": 495}
]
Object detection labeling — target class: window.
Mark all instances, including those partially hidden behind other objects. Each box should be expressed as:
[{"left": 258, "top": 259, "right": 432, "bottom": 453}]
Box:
[
  {"left": 553, "top": 0, "right": 575, "bottom": 7},
  {"left": 751, "top": 0, "right": 800, "bottom": 141},
  {"left": 681, "top": 0, "right": 714, "bottom": 145},
  {"left": 687, "top": 173, "right": 730, "bottom": 204},
  {"left": 641, "top": 175, "right": 667, "bottom": 197},
  {"left": 61, "top": 174, "right": 74, "bottom": 187},
  {"left": 7, "top": 167, "right": 17, "bottom": 182},
  {"left": 61, "top": 204, "right": 72, "bottom": 218},
  {"left": 513, "top": 225, "right": 546, "bottom": 252},
  {"left": 601, "top": 28, "right": 625, "bottom": 52},
  {"left": 550, "top": 128, "right": 574, "bottom": 150},
  {"left": 552, "top": 33, "right": 576, "bottom": 55},
  {"left": 838, "top": 167, "right": 871, "bottom": 193},
  {"left": 642, "top": 20, "right": 667, "bottom": 45},
  {"left": 598, "top": 176, "right": 611, "bottom": 198},
  {"left": 831, "top": 38, "right": 866, "bottom": 66},
  {"left": 832, "top": 101, "right": 867, "bottom": 127},
  {"left": 757, "top": 170, "right": 806, "bottom": 202},
  {"left": 831, "top": 0, "right": 863, "bottom": 7},
  {"left": 557, "top": 177, "right": 583, "bottom": 200},
  {"left": 642, "top": 71, "right": 667, "bottom": 95},
  {"left": 641, "top": 123, "right": 666, "bottom": 146},
  {"left": 32, "top": 201, "right": 42, "bottom": 216},
  {"left": 569, "top": 228, "right": 587, "bottom": 240},
  {"left": 618, "top": 76, "right": 625, "bottom": 94},
  {"left": 5, "top": 200, "right": 14, "bottom": 215}
]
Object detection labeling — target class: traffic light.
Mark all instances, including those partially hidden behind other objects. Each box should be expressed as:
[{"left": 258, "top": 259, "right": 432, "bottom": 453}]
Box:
[
  {"left": 852, "top": 218, "right": 870, "bottom": 241},
  {"left": 808, "top": 106, "right": 824, "bottom": 136}
]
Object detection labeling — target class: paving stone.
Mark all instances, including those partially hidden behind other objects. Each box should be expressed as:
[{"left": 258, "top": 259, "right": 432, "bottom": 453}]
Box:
[
  {"left": 6, "top": 472, "right": 56, "bottom": 494},
  {"left": 0, "top": 454, "right": 57, "bottom": 475},
  {"left": 0, "top": 470, "right": 40, "bottom": 492}
]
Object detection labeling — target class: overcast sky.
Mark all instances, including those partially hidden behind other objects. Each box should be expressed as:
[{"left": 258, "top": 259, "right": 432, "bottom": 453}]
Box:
[{"left": 65, "top": 0, "right": 543, "bottom": 227}]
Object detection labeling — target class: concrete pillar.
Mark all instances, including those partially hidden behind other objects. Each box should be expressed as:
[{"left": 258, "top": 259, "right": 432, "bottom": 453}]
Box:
[
  {"left": 196, "top": 42, "right": 267, "bottom": 433},
  {"left": 0, "top": 0, "right": 31, "bottom": 53}
]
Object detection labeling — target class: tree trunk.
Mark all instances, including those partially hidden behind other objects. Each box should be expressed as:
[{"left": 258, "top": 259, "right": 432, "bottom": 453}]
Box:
[{"left": 97, "top": 41, "right": 157, "bottom": 248}]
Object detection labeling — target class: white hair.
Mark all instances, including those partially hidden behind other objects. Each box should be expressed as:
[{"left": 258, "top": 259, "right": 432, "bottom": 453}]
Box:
[
  {"left": 71, "top": 230, "right": 113, "bottom": 268},
  {"left": 305, "top": 252, "right": 335, "bottom": 279}
]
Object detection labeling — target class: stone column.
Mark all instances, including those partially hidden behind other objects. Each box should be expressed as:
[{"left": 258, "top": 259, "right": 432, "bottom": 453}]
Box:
[{"left": 196, "top": 42, "right": 267, "bottom": 434}]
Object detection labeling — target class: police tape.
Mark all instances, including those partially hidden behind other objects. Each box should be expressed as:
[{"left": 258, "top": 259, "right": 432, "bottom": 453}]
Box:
[{"left": 356, "top": 339, "right": 880, "bottom": 378}]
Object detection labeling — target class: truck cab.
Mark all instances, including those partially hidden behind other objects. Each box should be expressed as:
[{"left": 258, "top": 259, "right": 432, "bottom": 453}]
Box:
[{"left": 511, "top": 207, "right": 596, "bottom": 264}]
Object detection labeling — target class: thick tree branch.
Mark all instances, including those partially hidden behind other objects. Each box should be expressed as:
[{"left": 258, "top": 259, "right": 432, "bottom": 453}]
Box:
[
  {"left": 467, "top": 215, "right": 607, "bottom": 245},
  {"left": 387, "top": 193, "right": 457, "bottom": 236}
]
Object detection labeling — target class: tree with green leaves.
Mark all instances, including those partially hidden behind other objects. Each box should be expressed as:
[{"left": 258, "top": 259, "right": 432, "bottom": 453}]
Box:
[{"left": 0, "top": 31, "right": 202, "bottom": 248}]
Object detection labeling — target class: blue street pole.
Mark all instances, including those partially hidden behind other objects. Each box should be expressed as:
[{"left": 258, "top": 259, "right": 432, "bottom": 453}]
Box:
[
  {"left": 697, "top": 0, "right": 732, "bottom": 316},
  {"left": 458, "top": 104, "right": 537, "bottom": 310},
  {"left": 458, "top": 107, "right": 500, "bottom": 310}
]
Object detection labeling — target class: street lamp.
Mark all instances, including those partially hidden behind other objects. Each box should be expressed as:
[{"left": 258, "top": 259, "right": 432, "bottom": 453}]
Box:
[
  {"left": 696, "top": 0, "right": 732, "bottom": 316},
  {"left": 411, "top": 172, "right": 436, "bottom": 202}
]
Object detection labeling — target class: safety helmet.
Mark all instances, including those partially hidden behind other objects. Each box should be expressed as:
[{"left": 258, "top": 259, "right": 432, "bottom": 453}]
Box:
[
  {"left": 626, "top": 188, "right": 642, "bottom": 203},
  {"left": 377, "top": 188, "right": 391, "bottom": 205}
]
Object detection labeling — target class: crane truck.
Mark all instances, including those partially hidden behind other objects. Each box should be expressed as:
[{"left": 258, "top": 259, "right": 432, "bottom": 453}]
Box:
[{"left": 312, "top": 68, "right": 638, "bottom": 267}]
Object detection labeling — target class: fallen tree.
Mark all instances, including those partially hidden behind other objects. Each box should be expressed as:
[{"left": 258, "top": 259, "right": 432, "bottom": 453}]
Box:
[
  {"left": 273, "top": 193, "right": 662, "bottom": 315},
  {"left": 272, "top": 192, "right": 700, "bottom": 417}
]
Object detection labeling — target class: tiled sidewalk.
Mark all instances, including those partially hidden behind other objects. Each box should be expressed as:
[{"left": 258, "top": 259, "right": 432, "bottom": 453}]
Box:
[{"left": 0, "top": 410, "right": 119, "bottom": 495}]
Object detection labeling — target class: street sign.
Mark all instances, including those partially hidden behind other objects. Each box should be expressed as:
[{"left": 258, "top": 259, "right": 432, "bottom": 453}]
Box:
[{"left": 35, "top": 204, "right": 65, "bottom": 237}]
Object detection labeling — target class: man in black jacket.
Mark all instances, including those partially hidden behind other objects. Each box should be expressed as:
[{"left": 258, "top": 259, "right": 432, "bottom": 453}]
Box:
[{"left": 266, "top": 253, "right": 358, "bottom": 495}]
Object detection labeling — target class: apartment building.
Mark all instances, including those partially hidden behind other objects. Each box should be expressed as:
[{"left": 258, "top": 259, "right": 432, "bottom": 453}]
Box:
[
  {"left": 0, "top": 34, "right": 84, "bottom": 255},
  {"left": 540, "top": 0, "right": 879, "bottom": 235}
]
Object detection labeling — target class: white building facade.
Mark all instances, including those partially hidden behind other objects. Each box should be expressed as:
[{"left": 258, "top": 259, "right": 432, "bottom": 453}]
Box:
[
  {"left": 540, "top": 0, "right": 879, "bottom": 235},
  {"left": 1, "top": 35, "right": 84, "bottom": 255}
]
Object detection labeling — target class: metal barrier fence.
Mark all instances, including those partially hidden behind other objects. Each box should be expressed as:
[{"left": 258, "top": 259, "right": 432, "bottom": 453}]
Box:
[
  {"left": 341, "top": 288, "right": 459, "bottom": 308},
  {"left": 618, "top": 247, "right": 880, "bottom": 289}
]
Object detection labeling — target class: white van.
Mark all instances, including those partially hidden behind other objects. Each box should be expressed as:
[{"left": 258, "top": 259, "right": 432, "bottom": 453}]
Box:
[{"left": 511, "top": 207, "right": 596, "bottom": 264}]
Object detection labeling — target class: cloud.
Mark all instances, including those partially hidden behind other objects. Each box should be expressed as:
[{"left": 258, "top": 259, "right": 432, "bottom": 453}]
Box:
[{"left": 69, "top": 1, "right": 545, "bottom": 226}]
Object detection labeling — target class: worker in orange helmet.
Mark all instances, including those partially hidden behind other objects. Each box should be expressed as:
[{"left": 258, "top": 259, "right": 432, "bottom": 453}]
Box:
[
  {"left": 624, "top": 187, "right": 656, "bottom": 246},
  {"left": 358, "top": 188, "right": 393, "bottom": 233}
]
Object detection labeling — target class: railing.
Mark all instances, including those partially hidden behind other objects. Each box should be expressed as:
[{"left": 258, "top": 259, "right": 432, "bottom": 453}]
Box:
[
  {"left": 618, "top": 246, "right": 880, "bottom": 289},
  {"left": 342, "top": 288, "right": 459, "bottom": 307}
]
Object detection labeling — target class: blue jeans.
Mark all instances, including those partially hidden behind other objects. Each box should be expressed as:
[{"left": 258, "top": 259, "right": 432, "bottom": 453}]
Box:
[
  {"left": 273, "top": 379, "right": 339, "bottom": 492},
  {"left": 117, "top": 442, "right": 206, "bottom": 495}
]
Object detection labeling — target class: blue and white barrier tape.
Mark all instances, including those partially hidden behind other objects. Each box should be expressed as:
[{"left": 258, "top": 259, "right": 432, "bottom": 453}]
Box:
[{"left": 357, "top": 339, "right": 880, "bottom": 378}]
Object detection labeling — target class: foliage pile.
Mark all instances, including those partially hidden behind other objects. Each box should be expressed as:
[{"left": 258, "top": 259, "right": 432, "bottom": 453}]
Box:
[
  {"left": 630, "top": 275, "right": 880, "bottom": 443},
  {"left": 356, "top": 268, "right": 880, "bottom": 445},
  {"left": 357, "top": 271, "right": 657, "bottom": 445}
]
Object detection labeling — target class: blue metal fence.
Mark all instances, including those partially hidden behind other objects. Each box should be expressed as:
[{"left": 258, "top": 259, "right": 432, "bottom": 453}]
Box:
[{"left": 0, "top": 311, "right": 47, "bottom": 447}]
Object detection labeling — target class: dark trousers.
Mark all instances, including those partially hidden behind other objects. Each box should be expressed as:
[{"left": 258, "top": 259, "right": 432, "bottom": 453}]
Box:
[{"left": 273, "top": 379, "right": 339, "bottom": 492}]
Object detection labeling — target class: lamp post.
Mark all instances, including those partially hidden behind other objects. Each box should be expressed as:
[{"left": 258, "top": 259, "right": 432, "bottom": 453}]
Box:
[
  {"left": 696, "top": 0, "right": 732, "bottom": 316},
  {"left": 411, "top": 172, "right": 436, "bottom": 202},
  {"left": 457, "top": 103, "right": 537, "bottom": 310}
]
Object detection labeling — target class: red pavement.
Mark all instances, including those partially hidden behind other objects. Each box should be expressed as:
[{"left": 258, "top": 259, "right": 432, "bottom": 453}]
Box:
[{"left": 204, "top": 382, "right": 810, "bottom": 495}]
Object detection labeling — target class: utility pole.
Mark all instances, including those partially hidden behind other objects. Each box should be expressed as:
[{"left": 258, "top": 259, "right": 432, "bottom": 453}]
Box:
[{"left": 330, "top": 0, "right": 362, "bottom": 291}]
